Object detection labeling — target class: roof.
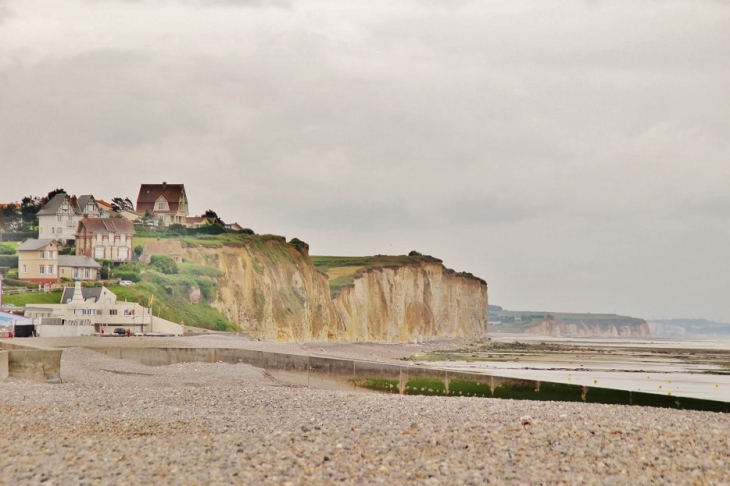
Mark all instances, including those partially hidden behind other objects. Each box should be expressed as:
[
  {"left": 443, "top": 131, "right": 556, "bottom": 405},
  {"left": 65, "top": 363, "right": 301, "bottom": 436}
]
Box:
[
  {"left": 36, "top": 193, "right": 69, "bottom": 216},
  {"left": 17, "top": 239, "right": 57, "bottom": 251},
  {"left": 60, "top": 286, "right": 103, "bottom": 304},
  {"left": 76, "top": 195, "right": 96, "bottom": 213},
  {"left": 136, "top": 183, "right": 187, "bottom": 215},
  {"left": 186, "top": 216, "right": 207, "bottom": 224},
  {"left": 58, "top": 255, "right": 102, "bottom": 268},
  {"left": 78, "top": 218, "right": 135, "bottom": 234},
  {"left": 143, "top": 240, "right": 183, "bottom": 256}
]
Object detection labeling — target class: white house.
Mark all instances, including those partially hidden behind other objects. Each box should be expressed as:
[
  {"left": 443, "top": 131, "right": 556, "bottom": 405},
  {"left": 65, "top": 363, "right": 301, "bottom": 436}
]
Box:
[
  {"left": 24, "top": 279, "right": 183, "bottom": 336},
  {"left": 37, "top": 193, "right": 103, "bottom": 244}
]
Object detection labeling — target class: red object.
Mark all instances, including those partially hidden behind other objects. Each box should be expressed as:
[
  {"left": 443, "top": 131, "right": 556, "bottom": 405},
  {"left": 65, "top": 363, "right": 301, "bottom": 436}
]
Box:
[{"left": 126, "top": 329, "right": 131, "bottom": 337}]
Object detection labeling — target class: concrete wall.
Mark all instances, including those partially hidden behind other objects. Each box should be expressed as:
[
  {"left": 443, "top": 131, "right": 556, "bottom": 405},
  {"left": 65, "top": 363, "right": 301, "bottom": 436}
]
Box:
[
  {"left": 86, "top": 346, "right": 730, "bottom": 413},
  {"left": 0, "top": 351, "right": 8, "bottom": 382},
  {"left": 0, "top": 341, "right": 62, "bottom": 383}
]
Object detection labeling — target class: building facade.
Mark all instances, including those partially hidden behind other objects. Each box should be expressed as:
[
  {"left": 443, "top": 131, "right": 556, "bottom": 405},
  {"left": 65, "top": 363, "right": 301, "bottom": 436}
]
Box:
[
  {"left": 37, "top": 193, "right": 102, "bottom": 244},
  {"left": 16, "top": 239, "right": 60, "bottom": 285},
  {"left": 136, "top": 182, "right": 189, "bottom": 226},
  {"left": 75, "top": 218, "right": 135, "bottom": 262}
]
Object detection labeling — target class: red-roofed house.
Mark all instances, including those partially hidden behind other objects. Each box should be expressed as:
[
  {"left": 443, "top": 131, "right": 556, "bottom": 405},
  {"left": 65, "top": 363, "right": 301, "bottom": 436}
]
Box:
[
  {"left": 136, "top": 182, "right": 189, "bottom": 226},
  {"left": 76, "top": 218, "right": 135, "bottom": 262}
]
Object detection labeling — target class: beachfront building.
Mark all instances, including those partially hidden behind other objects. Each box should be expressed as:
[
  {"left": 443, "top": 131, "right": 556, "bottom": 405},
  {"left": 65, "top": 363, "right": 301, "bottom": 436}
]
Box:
[{"left": 24, "top": 279, "right": 183, "bottom": 337}]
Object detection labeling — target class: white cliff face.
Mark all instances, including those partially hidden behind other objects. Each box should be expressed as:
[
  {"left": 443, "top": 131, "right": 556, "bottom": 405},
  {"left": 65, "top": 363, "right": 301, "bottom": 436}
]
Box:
[
  {"left": 524, "top": 318, "right": 651, "bottom": 337},
  {"left": 184, "top": 245, "right": 489, "bottom": 342},
  {"left": 333, "top": 263, "right": 489, "bottom": 342}
]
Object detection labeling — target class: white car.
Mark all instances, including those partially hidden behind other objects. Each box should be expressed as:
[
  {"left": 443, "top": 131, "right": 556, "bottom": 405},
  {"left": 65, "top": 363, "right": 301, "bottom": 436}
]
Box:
[{"left": 119, "top": 280, "right": 134, "bottom": 286}]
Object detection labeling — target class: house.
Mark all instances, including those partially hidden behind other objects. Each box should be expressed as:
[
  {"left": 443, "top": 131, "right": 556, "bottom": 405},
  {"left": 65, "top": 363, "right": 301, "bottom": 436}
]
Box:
[
  {"left": 97, "top": 200, "right": 141, "bottom": 223},
  {"left": 37, "top": 193, "right": 102, "bottom": 244},
  {"left": 136, "top": 182, "right": 189, "bottom": 226},
  {"left": 23, "top": 278, "right": 183, "bottom": 336},
  {"left": 139, "top": 240, "right": 183, "bottom": 264},
  {"left": 58, "top": 255, "right": 101, "bottom": 281},
  {"left": 185, "top": 216, "right": 210, "bottom": 228},
  {"left": 16, "top": 239, "right": 60, "bottom": 285},
  {"left": 225, "top": 222, "right": 245, "bottom": 231},
  {"left": 75, "top": 218, "right": 135, "bottom": 262}
]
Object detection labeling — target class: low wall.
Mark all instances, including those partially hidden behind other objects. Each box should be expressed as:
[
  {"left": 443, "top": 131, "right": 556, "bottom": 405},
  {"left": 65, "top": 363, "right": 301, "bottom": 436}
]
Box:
[
  {"left": 88, "top": 346, "right": 730, "bottom": 413},
  {"left": 0, "top": 341, "right": 63, "bottom": 383},
  {"left": 0, "top": 351, "right": 8, "bottom": 382}
]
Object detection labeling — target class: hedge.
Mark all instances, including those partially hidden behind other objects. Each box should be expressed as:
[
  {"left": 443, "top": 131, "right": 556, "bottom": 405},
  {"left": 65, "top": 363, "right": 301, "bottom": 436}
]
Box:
[{"left": 0, "top": 256, "right": 19, "bottom": 267}]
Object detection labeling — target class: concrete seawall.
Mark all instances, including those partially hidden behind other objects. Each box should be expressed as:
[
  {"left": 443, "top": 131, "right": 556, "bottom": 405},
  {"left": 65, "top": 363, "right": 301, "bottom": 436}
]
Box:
[
  {"left": 0, "top": 342, "right": 63, "bottom": 383},
  {"left": 0, "top": 351, "right": 8, "bottom": 381},
  {"left": 88, "top": 346, "right": 730, "bottom": 413}
]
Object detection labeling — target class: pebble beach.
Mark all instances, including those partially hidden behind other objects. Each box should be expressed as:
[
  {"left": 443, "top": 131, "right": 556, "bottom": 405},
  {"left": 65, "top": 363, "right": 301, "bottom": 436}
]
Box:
[{"left": 1, "top": 340, "right": 730, "bottom": 485}]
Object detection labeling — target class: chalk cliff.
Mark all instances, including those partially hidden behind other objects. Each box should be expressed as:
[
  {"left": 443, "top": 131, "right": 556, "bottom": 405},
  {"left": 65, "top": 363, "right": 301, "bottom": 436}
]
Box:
[
  {"left": 183, "top": 239, "right": 488, "bottom": 342},
  {"left": 524, "top": 317, "right": 650, "bottom": 337},
  {"left": 333, "top": 263, "right": 488, "bottom": 342}
]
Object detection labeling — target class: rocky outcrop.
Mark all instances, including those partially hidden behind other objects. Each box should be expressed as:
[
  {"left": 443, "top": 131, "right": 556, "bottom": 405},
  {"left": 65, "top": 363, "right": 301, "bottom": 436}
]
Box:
[
  {"left": 524, "top": 317, "right": 650, "bottom": 337},
  {"left": 183, "top": 238, "right": 341, "bottom": 341},
  {"left": 333, "top": 263, "right": 488, "bottom": 342},
  {"left": 183, "top": 240, "right": 488, "bottom": 342}
]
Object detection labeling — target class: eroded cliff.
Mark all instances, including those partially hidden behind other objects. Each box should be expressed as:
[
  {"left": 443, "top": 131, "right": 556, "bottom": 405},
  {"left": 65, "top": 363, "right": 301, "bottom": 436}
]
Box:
[
  {"left": 183, "top": 239, "right": 488, "bottom": 342},
  {"left": 524, "top": 317, "right": 650, "bottom": 337}
]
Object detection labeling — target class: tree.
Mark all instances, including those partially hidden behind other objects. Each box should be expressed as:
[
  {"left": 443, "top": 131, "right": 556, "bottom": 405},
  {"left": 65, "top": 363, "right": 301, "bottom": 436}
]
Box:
[
  {"left": 111, "top": 197, "right": 134, "bottom": 212},
  {"left": 20, "top": 196, "right": 41, "bottom": 227},
  {"left": 46, "top": 188, "right": 66, "bottom": 201},
  {"left": 150, "top": 254, "right": 178, "bottom": 275},
  {"left": 0, "top": 203, "right": 20, "bottom": 231}
]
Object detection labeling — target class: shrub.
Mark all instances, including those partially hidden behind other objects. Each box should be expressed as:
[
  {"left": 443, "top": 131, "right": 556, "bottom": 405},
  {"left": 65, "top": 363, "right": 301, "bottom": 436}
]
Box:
[
  {"left": 150, "top": 254, "right": 178, "bottom": 275},
  {"left": 0, "top": 243, "right": 15, "bottom": 255},
  {"left": 134, "top": 245, "right": 143, "bottom": 257},
  {"left": 0, "top": 255, "right": 18, "bottom": 267},
  {"left": 115, "top": 271, "right": 141, "bottom": 283}
]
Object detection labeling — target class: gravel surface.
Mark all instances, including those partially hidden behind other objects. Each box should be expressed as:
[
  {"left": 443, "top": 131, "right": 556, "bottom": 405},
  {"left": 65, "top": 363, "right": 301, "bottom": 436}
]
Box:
[{"left": 2, "top": 347, "right": 730, "bottom": 485}]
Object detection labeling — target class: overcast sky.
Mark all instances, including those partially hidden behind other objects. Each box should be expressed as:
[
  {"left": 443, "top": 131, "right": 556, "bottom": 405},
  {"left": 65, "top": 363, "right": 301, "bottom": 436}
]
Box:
[{"left": 1, "top": 0, "right": 729, "bottom": 322}]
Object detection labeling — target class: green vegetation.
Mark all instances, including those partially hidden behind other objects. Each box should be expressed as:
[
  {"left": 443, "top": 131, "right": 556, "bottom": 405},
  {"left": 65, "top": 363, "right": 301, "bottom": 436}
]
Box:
[
  {"left": 3, "top": 291, "right": 64, "bottom": 306},
  {"left": 150, "top": 254, "right": 178, "bottom": 275},
  {"left": 311, "top": 254, "right": 444, "bottom": 299},
  {"left": 0, "top": 242, "right": 17, "bottom": 255}
]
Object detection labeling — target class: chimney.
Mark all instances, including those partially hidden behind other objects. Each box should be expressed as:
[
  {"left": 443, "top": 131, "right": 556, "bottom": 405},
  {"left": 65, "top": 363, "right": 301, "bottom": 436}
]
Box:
[
  {"left": 162, "top": 182, "right": 167, "bottom": 189},
  {"left": 71, "top": 195, "right": 78, "bottom": 211}
]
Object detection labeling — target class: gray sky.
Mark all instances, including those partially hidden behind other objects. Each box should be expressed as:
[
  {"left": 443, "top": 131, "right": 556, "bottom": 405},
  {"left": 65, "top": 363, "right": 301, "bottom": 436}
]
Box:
[{"left": 1, "top": 0, "right": 729, "bottom": 322}]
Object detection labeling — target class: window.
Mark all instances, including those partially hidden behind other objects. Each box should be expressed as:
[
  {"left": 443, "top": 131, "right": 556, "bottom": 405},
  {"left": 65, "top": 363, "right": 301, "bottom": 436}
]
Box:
[
  {"left": 158, "top": 202, "right": 166, "bottom": 210},
  {"left": 120, "top": 234, "right": 126, "bottom": 245},
  {"left": 96, "top": 233, "right": 102, "bottom": 244},
  {"left": 39, "top": 251, "right": 45, "bottom": 259},
  {"left": 48, "top": 251, "right": 54, "bottom": 259},
  {"left": 73, "top": 268, "right": 78, "bottom": 278},
  {"left": 39, "top": 265, "right": 45, "bottom": 274},
  {"left": 22, "top": 264, "right": 27, "bottom": 274},
  {"left": 57, "top": 215, "right": 62, "bottom": 222},
  {"left": 48, "top": 265, "right": 54, "bottom": 275},
  {"left": 84, "top": 268, "right": 90, "bottom": 279},
  {"left": 109, "top": 309, "right": 118, "bottom": 316}
]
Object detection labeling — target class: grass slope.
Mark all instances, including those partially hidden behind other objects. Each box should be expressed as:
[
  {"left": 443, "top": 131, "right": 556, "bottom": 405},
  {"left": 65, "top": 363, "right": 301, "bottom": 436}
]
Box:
[{"left": 311, "top": 255, "right": 445, "bottom": 299}]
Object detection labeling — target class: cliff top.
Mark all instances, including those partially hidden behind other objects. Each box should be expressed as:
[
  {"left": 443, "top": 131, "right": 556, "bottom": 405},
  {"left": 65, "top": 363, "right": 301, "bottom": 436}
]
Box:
[{"left": 311, "top": 254, "right": 487, "bottom": 299}]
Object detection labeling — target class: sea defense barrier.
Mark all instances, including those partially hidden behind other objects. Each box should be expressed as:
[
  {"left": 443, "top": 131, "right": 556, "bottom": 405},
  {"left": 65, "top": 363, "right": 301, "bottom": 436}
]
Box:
[{"left": 86, "top": 346, "right": 730, "bottom": 413}]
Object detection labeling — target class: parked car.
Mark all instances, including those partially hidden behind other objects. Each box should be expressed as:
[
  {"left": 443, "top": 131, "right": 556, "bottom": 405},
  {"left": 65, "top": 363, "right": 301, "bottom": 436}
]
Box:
[
  {"left": 113, "top": 328, "right": 127, "bottom": 335},
  {"left": 119, "top": 280, "right": 133, "bottom": 286}
]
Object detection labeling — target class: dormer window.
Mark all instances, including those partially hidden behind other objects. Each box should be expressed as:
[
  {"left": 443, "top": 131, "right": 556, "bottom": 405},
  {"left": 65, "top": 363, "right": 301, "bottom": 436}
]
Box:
[{"left": 158, "top": 202, "right": 166, "bottom": 210}]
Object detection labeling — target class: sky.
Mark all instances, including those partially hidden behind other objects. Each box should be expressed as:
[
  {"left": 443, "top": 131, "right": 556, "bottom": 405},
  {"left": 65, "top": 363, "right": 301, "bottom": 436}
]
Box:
[{"left": 0, "top": 0, "right": 729, "bottom": 322}]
